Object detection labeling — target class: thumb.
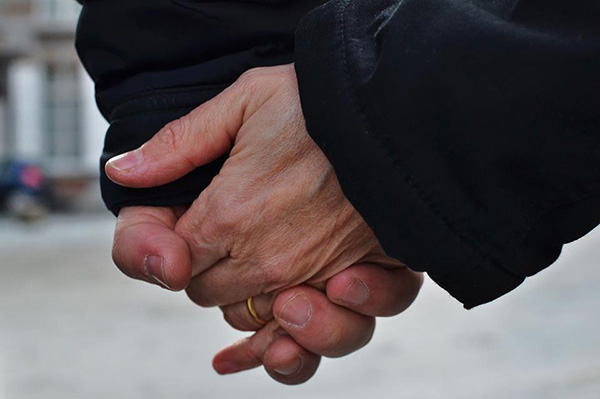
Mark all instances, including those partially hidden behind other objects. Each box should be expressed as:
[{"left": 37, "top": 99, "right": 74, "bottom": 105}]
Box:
[
  {"left": 105, "top": 83, "right": 248, "bottom": 188},
  {"left": 112, "top": 206, "right": 192, "bottom": 291}
]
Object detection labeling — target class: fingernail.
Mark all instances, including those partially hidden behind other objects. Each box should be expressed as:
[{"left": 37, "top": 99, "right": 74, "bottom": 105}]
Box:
[
  {"left": 278, "top": 293, "right": 312, "bottom": 328},
  {"left": 215, "top": 361, "right": 239, "bottom": 375},
  {"left": 107, "top": 149, "right": 143, "bottom": 172},
  {"left": 273, "top": 357, "right": 302, "bottom": 376},
  {"left": 144, "top": 255, "right": 172, "bottom": 290},
  {"left": 340, "top": 277, "right": 370, "bottom": 306}
]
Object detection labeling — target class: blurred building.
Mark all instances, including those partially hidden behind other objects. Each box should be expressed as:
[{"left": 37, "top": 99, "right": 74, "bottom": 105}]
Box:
[{"left": 0, "top": 0, "right": 106, "bottom": 195}]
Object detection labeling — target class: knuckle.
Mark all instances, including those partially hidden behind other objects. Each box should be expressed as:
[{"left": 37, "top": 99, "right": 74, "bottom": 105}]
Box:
[
  {"left": 261, "top": 254, "right": 299, "bottom": 286},
  {"left": 218, "top": 203, "right": 246, "bottom": 233},
  {"left": 187, "top": 272, "right": 230, "bottom": 307},
  {"left": 260, "top": 260, "right": 287, "bottom": 287},
  {"left": 323, "top": 318, "right": 375, "bottom": 358},
  {"left": 222, "top": 307, "right": 257, "bottom": 332},
  {"left": 223, "top": 311, "right": 244, "bottom": 331},
  {"left": 235, "top": 65, "right": 293, "bottom": 99},
  {"left": 164, "top": 118, "right": 197, "bottom": 170},
  {"left": 157, "top": 119, "right": 184, "bottom": 151},
  {"left": 173, "top": 215, "right": 199, "bottom": 243},
  {"left": 185, "top": 285, "right": 215, "bottom": 308},
  {"left": 238, "top": 67, "right": 267, "bottom": 85},
  {"left": 174, "top": 201, "right": 217, "bottom": 243},
  {"left": 176, "top": 212, "right": 221, "bottom": 252},
  {"left": 236, "top": 67, "right": 273, "bottom": 95},
  {"left": 157, "top": 117, "right": 195, "bottom": 168},
  {"left": 186, "top": 188, "right": 244, "bottom": 245},
  {"left": 243, "top": 338, "right": 263, "bottom": 365}
]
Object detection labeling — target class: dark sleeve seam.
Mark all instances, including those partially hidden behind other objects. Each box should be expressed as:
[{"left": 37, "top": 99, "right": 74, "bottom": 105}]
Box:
[
  {"left": 110, "top": 105, "right": 200, "bottom": 123},
  {"left": 107, "top": 83, "right": 229, "bottom": 120},
  {"left": 111, "top": 84, "right": 228, "bottom": 111},
  {"left": 337, "top": 0, "right": 521, "bottom": 281}
]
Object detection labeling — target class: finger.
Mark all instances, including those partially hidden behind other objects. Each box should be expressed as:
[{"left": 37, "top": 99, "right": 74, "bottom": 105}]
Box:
[
  {"left": 263, "top": 335, "right": 321, "bottom": 385},
  {"left": 213, "top": 321, "right": 321, "bottom": 385},
  {"left": 220, "top": 293, "right": 277, "bottom": 332},
  {"left": 112, "top": 206, "right": 192, "bottom": 291},
  {"left": 273, "top": 286, "right": 376, "bottom": 358},
  {"left": 326, "top": 263, "right": 424, "bottom": 317},
  {"left": 172, "top": 206, "right": 231, "bottom": 279},
  {"left": 213, "top": 321, "right": 283, "bottom": 374},
  {"left": 184, "top": 257, "right": 258, "bottom": 307},
  {"left": 184, "top": 255, "right": 329, "bottom": 307},
  {"left": 104, "top": 77, "right": 250, "bottom": 188},
  {"left": 217, "top": 280, "right": 325, "bottom": 332},
  {"left": 186, "top": 246, "right": 343, "bottom": 307}
]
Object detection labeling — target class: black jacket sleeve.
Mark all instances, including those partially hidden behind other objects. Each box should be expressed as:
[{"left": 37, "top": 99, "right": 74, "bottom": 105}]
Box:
[
  {"left": 75, "top": 0, "right": 323, "bottom": 214},
  {"left": 294, "top": 0, "right": 600, "bottom": 308}
]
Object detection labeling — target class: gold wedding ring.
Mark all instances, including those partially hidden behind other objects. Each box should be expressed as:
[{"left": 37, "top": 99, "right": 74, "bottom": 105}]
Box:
[{"left": 246, "top": 296, "right": 267, "bottom": 325}]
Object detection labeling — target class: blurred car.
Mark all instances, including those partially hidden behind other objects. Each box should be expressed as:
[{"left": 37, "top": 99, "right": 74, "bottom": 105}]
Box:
[{"left": 0, "top": 158, "right": 49, "bottom": 220}]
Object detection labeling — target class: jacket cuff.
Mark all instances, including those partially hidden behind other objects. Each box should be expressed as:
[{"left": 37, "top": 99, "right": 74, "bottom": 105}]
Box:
[{"left": 99, "top": 85, "right": 228, "bottom": 216}]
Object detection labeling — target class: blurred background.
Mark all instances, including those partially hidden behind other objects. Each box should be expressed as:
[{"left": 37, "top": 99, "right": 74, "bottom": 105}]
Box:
[
  {"left": 0, "top": 0, "right": 105, "bottom": 220},
  {"left": 0, "top": 1, "right": 599, "bottom": 398}
]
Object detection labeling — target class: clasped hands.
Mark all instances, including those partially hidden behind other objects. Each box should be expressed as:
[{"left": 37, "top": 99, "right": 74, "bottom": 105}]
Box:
[{"left": 106, "top": 64, "right": 423, "bottom": 385}]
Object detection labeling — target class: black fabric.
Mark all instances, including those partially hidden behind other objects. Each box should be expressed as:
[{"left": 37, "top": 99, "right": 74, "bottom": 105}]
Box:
[
  {"left": 75, "top": 0, "right": 600, "bottom": 308},
  {"left": 97, "top": 85, "right": 228, "bottom": 212},
  {"left": 75, "top": 0, "right": 323, "bottom": 213},
  {"left": 294, "top": 0, "right": 600, "bottom": 307}
]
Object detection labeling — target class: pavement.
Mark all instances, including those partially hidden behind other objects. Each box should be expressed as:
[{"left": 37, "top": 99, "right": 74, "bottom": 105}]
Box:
[{"left": 0, "top": 214, "right": 599, "bottom": 399}]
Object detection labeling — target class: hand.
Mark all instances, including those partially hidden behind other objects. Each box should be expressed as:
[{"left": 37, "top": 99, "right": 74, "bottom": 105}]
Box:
[
  {"left": 214, "top": 264, "right": 422, "bottom": 385},
  {"left": 106, "top": 64, "right": 406, "bottom": 305},
  {"left": 107, "top": 64, "right": 423, "bottom": 383},
  {"left": 111, "top": 205, "right": 421, "bottom": 384},
  {"left": 111, "top": 205, "right": 190, "bottom": 291},
  {"left": 111, "top": 205, "right": 422, "bottom": 384}
]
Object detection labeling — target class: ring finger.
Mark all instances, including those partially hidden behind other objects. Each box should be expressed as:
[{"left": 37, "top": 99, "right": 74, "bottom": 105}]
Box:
[{"left": 218, "top": 292, "right": 277, "bottom": 332}]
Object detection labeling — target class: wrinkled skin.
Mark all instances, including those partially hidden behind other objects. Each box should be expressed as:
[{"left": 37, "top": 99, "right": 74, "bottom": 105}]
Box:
[{"left": 107, "top": 64, "right": 423, "bottom": 384}]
